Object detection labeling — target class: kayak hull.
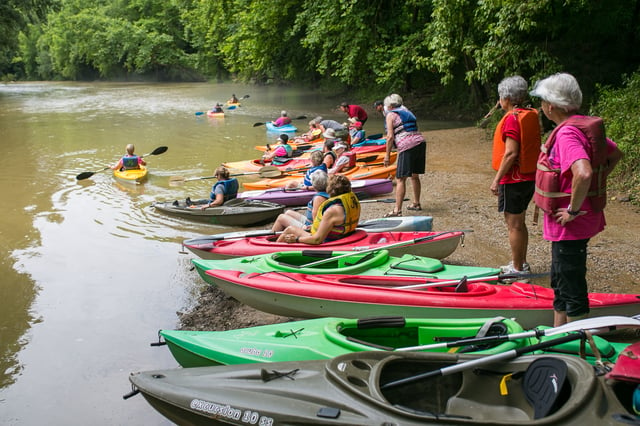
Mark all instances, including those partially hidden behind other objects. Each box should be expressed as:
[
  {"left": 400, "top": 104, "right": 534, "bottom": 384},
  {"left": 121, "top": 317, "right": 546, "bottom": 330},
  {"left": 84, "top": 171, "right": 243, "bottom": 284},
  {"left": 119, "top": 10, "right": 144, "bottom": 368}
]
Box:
[
  {"left": 113, "top": 166, "right": 148, "bottom": 184},
  {"left": 238, "top": 179, "right": 393, "bottom": 206},
  {"left": 206, "top": 111, "right": 224, "bottom": 118},
  {"left": 242, "top": 163, "right": 398, "bottom": 190},
  {"left": 203, "top": 269, "right": 640, "bottom": 328},
  {"left": 183, "top": 230, "right": 464, "bottom": 260},
  {"left": 130, "top": 351, "right": 636, "bottom": 425},
  {"left": 159, "top": 316, "right": 627, "bottom": 368},
  {"left": 159, "top": 316, "right": 526, "bottom": 367},
  {"left": 357, "top": 215, "right": 433, "bottom": 232},
  {"left": 191, "top": 249, "right": 501, "bottom": 286},
  {"left": 152, "top": 198, "right": 285, "bottom": 226},
  {"left": 225, "top": 151, "right": 394, "bottom": 173},
  {"left": 265, "top": 122, "right": 297, "bottom": 132}
]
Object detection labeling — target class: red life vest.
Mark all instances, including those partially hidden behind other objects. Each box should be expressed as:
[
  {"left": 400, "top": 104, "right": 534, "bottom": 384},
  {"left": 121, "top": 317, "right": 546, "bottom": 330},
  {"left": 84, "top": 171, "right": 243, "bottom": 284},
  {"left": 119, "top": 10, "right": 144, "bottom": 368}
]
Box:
[
  {"left": 534, "top": 115, "right": 608, "bottom": 213},
  {"left": 492, "top": 108, "right": 541, "bottom": 174}
]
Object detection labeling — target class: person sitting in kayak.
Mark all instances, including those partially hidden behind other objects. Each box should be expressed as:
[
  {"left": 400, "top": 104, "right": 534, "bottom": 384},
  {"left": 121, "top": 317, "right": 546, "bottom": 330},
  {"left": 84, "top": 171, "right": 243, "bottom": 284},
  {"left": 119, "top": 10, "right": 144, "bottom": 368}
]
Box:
[
  {"left": 228, "top": 94, "right": 239, "bottom": 104},
  {"left": 111, "top": 144, "right": 146, "bottom": 171},
  {"left": 212, "top": 103, "right": 224, "bottom": 113},
  {"left": 328, "top": 141, "right": 356, "bottom": 174},
  {"left": 277, "top": 174, "right": 361, "bottom": 244},
  {"left": 271, "top": 110, "right": 292, "bottom": 127},
  {"left": 322, "top": 139, "right": 336, "bottom": 170},
  {"left": 201, "top": 166, "right": 238, "bottom": 210},
  {"left": 271, "top": 170, "right": 329, "bottom": 232},
  {"left": 349, "top": 119, "right": 365, "bottom": 146},
  {"left": 261, "top": 134, "right": 293, "bottom": 164},
  {"left": 286, "top": 150, "right": 327, "bottom": 190}
]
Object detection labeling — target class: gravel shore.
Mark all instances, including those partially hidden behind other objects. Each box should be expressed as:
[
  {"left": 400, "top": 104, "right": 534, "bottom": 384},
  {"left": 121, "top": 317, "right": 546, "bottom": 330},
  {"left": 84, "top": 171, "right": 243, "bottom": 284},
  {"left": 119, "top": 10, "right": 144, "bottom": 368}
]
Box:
[{"left": 177, "top": 126, "right": 640, "bottom": 331}]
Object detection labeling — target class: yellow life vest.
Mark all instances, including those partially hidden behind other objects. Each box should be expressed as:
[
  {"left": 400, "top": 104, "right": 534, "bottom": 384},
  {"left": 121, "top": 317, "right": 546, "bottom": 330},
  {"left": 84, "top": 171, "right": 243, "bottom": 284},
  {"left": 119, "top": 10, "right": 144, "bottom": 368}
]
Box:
[
  {"left": 310, "top": 192, "right": 361, "bottom": 241},
  {"left": 492, "top": 108, "right": 541, "bottom": 174}
]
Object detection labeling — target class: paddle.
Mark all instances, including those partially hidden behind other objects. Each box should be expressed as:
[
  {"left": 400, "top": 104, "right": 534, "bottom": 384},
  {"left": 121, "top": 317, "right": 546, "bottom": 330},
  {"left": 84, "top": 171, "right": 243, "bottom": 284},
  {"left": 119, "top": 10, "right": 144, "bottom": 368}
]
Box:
[
  {"left": 395, "top": 271, "right": 549, "bottom": 290},
  {"left": 299, "top": 230, "right": 471, "bottom": 268},
  {"left": 183, "top": 230, "right": 282, "bottom": 246},
  {"left": 253, "top": 115, "right": 308, "bottom": 127},
  {"left": 169, "top": 166, "right": 285, "bottom": 183},
  {"left": 395, "top": 314, "right": 638, "bottom": 353},
  {"left": 195, "top": 95, "right": 249, "bottom": 115},
  {"left": 76, "top": 146, "right": 168, "bottom": 180},
  {"left": 381, "top": 315, "right": 640, "bottom": 390},
  {"left": 292, "top": 198, "right": 402, "bottom": 211},
  {"left": 479, "top": 100, "right": 501, "bottom": 128}
]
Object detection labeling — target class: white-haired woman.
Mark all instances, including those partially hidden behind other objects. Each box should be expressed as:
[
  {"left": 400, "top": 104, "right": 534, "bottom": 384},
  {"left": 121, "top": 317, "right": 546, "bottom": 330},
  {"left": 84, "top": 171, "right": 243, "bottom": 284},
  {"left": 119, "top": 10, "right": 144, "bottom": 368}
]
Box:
[
  {"left": 490, "top": 76, "right": 541, "bottom": 278},
  {"left": 530, "top": 72, "right": 623, "bottom": 326},
  {"left": 383, "top": 94, "right": 426, "bottom": 216},
  {"left": 271, "top": 110, "right": 292, "bottom": 127}
]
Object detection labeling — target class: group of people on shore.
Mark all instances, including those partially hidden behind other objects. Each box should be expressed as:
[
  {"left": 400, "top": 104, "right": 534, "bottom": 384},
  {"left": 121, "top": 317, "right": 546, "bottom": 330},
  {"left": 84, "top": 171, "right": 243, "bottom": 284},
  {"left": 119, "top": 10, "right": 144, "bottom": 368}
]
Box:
[{"left": 491, "top": 72, "right": 622, "bottom": 326}]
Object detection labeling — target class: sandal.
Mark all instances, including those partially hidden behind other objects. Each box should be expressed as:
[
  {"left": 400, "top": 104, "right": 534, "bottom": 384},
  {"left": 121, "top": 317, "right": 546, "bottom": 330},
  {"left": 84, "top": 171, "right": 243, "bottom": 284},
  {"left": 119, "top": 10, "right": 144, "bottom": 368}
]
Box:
[
  {"left": 407, "top": 203, "right": 422, "bottom": 211},
  {"left": 384, "top": 210, "right": 402, "bottom": 218}
]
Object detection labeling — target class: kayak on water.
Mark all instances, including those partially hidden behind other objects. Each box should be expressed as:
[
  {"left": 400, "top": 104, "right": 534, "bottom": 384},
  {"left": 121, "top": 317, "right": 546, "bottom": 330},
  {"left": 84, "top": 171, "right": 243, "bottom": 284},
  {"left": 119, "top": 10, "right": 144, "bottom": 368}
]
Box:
[
  {"left": 265, "top": 122, "right": 297, "bottom": 132},
  {"left": 113, "top": 166, "right": 148, "bottom": 184}
]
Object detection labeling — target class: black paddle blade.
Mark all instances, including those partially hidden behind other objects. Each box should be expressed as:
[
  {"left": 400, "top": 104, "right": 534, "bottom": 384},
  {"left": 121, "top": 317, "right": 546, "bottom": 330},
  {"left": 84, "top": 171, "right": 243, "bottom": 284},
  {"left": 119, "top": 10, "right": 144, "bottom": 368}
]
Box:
[
  {"left": 242, "top": 94, "right": 250, "bottom": 99},
  {"left": 253, "top": 122, "right": 265, "bottom": 127},
  {"left": 76, "top": 171, "right": 95, "bottom": 180},
  {"left": 294, "top": 115, "right": 307, "bottom": 120},
  {"left": 149, "top": 146, "right": 168, "bottom": 156}
]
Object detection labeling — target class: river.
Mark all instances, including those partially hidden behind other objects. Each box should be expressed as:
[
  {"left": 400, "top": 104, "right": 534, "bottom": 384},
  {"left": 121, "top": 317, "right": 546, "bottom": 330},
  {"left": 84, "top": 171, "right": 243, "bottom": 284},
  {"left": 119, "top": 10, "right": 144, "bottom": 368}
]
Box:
[{"left": 0, "top": 82, "right": 469, "bottom": 424}]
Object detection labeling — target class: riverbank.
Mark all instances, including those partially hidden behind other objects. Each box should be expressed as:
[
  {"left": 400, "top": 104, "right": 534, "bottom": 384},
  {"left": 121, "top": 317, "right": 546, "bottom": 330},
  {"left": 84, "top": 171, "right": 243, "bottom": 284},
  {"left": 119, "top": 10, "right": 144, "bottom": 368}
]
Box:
[{"left": 178, "top": 125, "right": 640, "bottom": 331}]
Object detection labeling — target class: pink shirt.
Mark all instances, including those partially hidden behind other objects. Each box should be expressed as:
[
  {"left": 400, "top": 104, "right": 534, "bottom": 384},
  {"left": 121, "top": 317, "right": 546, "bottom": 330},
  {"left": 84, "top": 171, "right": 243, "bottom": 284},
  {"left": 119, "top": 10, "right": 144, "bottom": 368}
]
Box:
[
  {"left": 542, "top": 125, "right": 616, "bottom": 242},
  {"left": 388, "top": 112, "right": 424, "bottom": 153},
  {"left": 273, "top": 117, "right": 292, "bottom": 127}
]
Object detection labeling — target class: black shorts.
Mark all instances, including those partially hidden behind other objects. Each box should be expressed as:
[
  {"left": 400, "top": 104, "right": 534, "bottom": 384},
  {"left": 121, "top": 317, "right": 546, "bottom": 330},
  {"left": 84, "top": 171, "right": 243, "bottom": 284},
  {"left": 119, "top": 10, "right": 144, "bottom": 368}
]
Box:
[
  {"left": 396, "top": 142, "right": 426, "bottom": 178},
  {"left": 498, "top": 181, "right": 534, "bottom": 214}
]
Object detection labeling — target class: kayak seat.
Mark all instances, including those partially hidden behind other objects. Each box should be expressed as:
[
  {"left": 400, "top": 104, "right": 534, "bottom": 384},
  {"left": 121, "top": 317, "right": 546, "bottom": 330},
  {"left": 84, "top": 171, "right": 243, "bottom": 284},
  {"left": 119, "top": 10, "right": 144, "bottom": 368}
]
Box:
[
  {"left": 389, "top": 255, "right": 444, "bottom": 274},
  {"left": 522, "top": 357, "right": 570, "bottom": 419}
]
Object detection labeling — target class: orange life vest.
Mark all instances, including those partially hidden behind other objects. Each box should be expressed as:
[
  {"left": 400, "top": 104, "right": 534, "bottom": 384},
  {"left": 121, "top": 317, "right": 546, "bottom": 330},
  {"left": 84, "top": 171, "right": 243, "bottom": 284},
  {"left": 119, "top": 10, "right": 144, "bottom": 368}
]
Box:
[
  {"left": 534, "top": 115, "right": 608, "bottom": 213},
  {"left": 492, "top": 108, "right": 541, "bottom": 174}
]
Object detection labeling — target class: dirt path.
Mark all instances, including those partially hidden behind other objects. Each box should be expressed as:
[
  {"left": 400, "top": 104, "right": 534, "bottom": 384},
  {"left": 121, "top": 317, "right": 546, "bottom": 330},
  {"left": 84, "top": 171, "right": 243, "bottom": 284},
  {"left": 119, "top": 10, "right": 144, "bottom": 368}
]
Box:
[{"left": 178, "top": 126, "right": 640, "bottom": 331}]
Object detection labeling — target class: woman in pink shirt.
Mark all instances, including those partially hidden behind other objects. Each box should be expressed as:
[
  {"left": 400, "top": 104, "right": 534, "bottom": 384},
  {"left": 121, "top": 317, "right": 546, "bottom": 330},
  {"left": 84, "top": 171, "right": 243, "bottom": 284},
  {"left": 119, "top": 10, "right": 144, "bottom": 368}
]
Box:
[{"left": 530, "top": 73, "right": 623, "bottom": 326}]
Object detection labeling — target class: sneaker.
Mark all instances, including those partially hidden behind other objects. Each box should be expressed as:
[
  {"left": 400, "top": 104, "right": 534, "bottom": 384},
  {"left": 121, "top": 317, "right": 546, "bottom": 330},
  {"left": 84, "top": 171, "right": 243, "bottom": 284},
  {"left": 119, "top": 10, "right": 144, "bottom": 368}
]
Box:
[{"left": 499, "top": 261, "right": 531, "bottom": 283}]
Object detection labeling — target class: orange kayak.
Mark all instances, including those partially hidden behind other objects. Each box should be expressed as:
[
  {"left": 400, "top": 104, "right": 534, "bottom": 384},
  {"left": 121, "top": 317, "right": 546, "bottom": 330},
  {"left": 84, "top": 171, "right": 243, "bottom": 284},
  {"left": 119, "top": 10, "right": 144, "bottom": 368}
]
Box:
[
  {"left": 225, "top": 151, "right": 395, "bottom": 173},
  {"left": 242, "top": 163, "right": 397, "bottom": 190}
]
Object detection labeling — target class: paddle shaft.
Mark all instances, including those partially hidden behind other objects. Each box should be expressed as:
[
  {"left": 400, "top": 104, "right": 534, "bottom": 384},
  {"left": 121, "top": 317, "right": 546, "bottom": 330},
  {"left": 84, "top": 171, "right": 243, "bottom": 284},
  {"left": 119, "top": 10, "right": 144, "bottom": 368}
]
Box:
[
  {"left": 395, "top": 314, "right": 639, "bottom": 352},
  {"left": 395, "top": 272, "right": 549, "bottom": 290},
  {"left": 184, "top": 230, "right": 282, "bottom": 245},
  {"left": 381, "top": 331, "right": 586, "bottom": 390},
  {"left": 76, "top": 146, "right": 167, "bottom": 180},
  {"left": 300, "top": 231, "right": 468, "bottom": 269}
]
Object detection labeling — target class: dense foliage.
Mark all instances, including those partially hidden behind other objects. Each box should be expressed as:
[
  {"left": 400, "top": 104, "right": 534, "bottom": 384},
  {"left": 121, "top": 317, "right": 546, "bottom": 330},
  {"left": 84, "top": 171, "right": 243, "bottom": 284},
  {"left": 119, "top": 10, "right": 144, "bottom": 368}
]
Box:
[
  {"left": 2, "top": 0, "right": 639, "bottom": 199},
  {"left": 590, "top": 72, "right": 640, "bottom": 204}
]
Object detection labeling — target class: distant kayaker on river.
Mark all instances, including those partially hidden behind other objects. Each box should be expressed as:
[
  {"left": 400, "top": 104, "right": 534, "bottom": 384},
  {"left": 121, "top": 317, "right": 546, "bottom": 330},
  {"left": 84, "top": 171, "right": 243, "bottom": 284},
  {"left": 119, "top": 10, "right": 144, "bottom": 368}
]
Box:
[
  {"left": 111, "top": 144, "right": 146, "bottom": 171},
  {"left": 200, "top": 166, "right": 239, "bottom": 210},
  {"left": 278, "top": 174, "right": 361, "bottom": 245},
  {"left": 529, "top": 72, "right": 623, "bottom": 327},
  {"left": 489, "top": 75, "right": 541, "bottom": 279},
  {"left": 272, "top": 170, "right": 329, "bottom": 232},
  {"left": 270, "top": 110, "right": 292, "bottom": 127},
  {"left": 228, "top": 94, "right": 239, "bottom": 104}
]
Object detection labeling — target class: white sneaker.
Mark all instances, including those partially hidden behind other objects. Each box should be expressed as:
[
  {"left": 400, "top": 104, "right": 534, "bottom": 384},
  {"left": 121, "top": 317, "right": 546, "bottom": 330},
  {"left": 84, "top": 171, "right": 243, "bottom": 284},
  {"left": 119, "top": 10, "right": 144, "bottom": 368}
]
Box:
[{"left": 499, "top": 262, "right": 531, "bottom": 283}]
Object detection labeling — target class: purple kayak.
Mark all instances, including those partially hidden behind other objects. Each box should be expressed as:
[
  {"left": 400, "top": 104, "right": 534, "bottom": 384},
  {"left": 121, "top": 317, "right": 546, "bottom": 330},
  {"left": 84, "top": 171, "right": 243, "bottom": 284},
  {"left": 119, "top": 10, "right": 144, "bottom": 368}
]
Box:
[{"left": 237, "top": 179, "right": 393, "bottom": 206}]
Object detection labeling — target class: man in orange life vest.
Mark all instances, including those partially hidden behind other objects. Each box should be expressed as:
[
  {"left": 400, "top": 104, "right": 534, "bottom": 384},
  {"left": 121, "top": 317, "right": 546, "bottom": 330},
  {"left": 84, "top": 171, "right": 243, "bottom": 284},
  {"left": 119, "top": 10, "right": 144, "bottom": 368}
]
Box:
[
  {"left": 490, "top": 76, "right": 541, "bottom": 278},
  {"left": 530, "top": 73, "right": 623, "bottom": 326}
]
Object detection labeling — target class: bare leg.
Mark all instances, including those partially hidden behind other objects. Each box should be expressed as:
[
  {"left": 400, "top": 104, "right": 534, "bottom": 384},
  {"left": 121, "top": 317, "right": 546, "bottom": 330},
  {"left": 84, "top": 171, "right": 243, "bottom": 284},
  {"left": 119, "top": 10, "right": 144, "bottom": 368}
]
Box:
[
  {"left": 553, "top": 310, "right": 567, "bottom": 327},
  {"left": 410, "top": 174, "right": 421, "bottom": 207},
  {"left": 395, "top": 177, "right": 407, "bottom": 213},
  {"left": 504, "top": 211, "right": 528, "bottom": 270}
]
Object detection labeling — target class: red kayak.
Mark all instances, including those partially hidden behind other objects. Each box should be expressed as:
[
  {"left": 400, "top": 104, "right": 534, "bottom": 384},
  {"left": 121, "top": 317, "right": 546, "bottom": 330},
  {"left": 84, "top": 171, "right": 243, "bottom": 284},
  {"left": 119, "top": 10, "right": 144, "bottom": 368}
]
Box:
[
  {"left": 183, "top": 230, "right": 464, "bottom": 260},
  {"left": 204, "top": 269, "right": 640, "bottom": 328}
]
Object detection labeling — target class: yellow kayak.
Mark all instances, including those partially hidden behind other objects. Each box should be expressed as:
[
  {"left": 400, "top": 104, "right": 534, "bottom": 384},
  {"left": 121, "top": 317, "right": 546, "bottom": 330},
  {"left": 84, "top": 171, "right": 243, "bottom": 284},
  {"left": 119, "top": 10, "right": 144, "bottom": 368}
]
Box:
[{"left": 113, "top": 166, "right": 148, "bottom": 184}]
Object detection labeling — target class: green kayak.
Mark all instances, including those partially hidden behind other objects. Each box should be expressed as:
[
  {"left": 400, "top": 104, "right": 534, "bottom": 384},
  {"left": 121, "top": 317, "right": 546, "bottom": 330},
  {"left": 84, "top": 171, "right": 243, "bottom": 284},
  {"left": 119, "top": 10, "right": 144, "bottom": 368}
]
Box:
[
  {"left": 191, "top": 249, "right": 502, "bottom": 287},
  {"left": 156, "top": 316, "right": 627, "bottom": 368}
]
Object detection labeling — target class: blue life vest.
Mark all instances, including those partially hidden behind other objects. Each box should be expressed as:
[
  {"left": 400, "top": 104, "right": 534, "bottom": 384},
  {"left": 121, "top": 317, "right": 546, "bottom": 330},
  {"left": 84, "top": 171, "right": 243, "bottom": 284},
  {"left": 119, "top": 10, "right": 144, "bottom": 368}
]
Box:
[
  {"left": 211, "top": 178, "right": 239, "bottom": 202},
  {"left": 303, "top": 164, "right": 328, "bottom": 187},
  {"left": 122, "top": 155, "right": 140, "bottom": 170},
  {"left": 391, "top": 108, "right": 418, "bottom": 134},
  {"left": 305, "top": 191, "right": 329, "bottom": 225}
]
